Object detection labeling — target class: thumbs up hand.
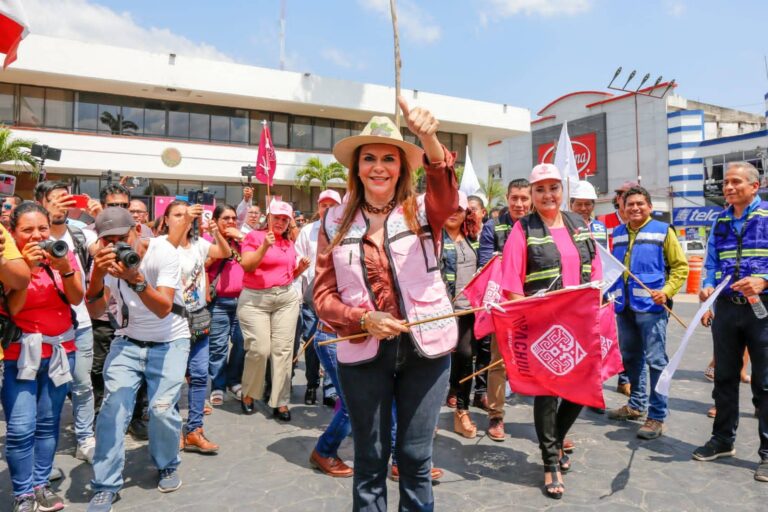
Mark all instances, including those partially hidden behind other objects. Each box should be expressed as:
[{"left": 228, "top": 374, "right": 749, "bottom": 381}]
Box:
[{"left": 398, "top": 95, "right": 444, "bottom": 164}]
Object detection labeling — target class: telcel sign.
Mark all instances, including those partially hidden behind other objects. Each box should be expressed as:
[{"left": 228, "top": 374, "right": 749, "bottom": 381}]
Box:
[{"left": 673, "top": 206, "right": 722, "bottom": 227}]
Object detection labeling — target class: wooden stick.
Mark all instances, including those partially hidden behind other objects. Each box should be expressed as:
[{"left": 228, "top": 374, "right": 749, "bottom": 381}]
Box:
[
  {"left": 459, "top": 358, "right": 503, "bottom": 385},
  {"left": 292, "top": 333, "right": 316, "bottom": 364},
  {"left": 624, "top": 268, "right": 688, "bottom": 329},
  {"left": 390, "top": 0, "right": 401, "bottom": 129}
]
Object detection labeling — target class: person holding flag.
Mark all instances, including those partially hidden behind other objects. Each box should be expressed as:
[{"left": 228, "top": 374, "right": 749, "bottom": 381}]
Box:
[
  {"left": 693, "top": 162, "right": 768, "bottom": 483},
  {"left": 499, "top": 163, "right": 601, "bottom": 499},
  {"left": 313, "top": 97, "right": 458, "bottom": 511},
  {"left": 607, "top": 186, "right": 688, "bottom": 440}
]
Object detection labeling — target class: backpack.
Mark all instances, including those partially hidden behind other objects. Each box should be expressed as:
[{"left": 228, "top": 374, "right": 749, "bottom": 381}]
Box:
[{"left": 67, "top": 224, "right": 93, "bottom": 282}]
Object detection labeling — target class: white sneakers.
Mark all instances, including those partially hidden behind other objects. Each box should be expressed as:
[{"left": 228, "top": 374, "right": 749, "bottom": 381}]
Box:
[{"left": 76, "top": 436, "right": 96, "bottom": 464}]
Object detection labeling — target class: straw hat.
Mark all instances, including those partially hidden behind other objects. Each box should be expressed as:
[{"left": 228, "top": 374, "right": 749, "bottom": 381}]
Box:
[{"left": 333, "top": 116, "right": 424, "bottom": 172}]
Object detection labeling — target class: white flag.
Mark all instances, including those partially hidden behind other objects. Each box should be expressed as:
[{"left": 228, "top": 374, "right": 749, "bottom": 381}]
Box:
[
  {"left": 655, "top": 276, "right": 732, "bottom": 397},
  {"left": 459, "top": 146, "right": 481, "bottom": 197},
  {"left": 596, "top": 242, "right": 625, "bottom": 293},
  {"left": 554, "top": 121, "right": 580, "bottom": 210}
]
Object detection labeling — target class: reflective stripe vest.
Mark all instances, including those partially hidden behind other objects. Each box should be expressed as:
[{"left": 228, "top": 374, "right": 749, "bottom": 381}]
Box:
[
  {"left": 590, "top": 219, "right": 609, "bottom": 249},
  {"left": 609, "top": 219, "right": 669, "bottom": 313},
  {"left": 492, "top": 210, "right": 514, "bottom": 251},
  {"left": 440, "top": 230, "right": 478, "bottom": 298},
  {"left": 323, "top": 195, "right": 458, "bottom": 364},
  {"left": 518, "top": 211, "right": 595, "bottom": 296},
  {"left": 711, "top": 200, "right": 768, "bottom": 297}
]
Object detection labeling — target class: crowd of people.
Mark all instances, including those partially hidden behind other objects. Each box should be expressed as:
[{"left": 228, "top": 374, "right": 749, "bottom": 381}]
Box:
[{"left": 0, "top": 97, "right": 766, "bottom": 512}]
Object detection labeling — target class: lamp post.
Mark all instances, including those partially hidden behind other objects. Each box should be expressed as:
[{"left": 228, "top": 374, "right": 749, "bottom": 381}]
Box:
[{"left": 607, "top": 68, "right": 675, "bottom": 185}]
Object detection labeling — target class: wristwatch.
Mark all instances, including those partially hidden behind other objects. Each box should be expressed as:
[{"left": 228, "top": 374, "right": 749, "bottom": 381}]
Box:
[{"left": 128, "top": 275, "right": 147, "bottom": 293}]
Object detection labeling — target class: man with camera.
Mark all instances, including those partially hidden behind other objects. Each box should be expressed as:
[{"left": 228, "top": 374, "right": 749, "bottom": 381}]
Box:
[
  {"left": 85, "top": 207, "right": 190, "bottom": 511},
  {"left": 35, "top": 180, "right": 100, "bottom": 464}
]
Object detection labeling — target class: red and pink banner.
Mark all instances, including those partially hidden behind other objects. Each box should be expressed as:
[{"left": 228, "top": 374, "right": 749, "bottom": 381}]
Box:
[
  {"left": 492, "top": 286, "right": 605, "bottom": 409},
  {"left": 599, "top": 303, "right": 624, "bottom": 382},
  {"left": 256, "top": 121, "right": 277, "bottom": 186},
  {"left": 0, "top": 0, "right": 29, "bottom": 69},
  {"left": 461, "top": 254, "right": 503, "bottom": 339},
  {"left": 154, "top": 196, "right": 216, "bottom": 226}
]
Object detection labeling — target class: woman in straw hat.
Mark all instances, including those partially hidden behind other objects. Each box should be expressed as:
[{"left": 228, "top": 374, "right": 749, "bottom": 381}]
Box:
[{"left": 314, "top": 97, "right": 458, "bottom": 510}]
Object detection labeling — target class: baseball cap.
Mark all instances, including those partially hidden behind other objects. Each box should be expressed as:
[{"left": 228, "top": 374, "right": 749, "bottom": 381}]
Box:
[
  {"left": 268, "top": 199, "right": 293, "bottom": 218},
  {"left": 615, "top": 180, "right": 638, "bottom": 193},
  {"left": 572, "top": 181, "right": 598, "bottom": 200},
  {"left": 318, "top": 189, "right": 342, "bottom": 205},
  {"left": 95, "top": 207, "right": 135, "bottom": 239},
  {"left": 529, "top": 163, "right": 562, "bottom": 184}
]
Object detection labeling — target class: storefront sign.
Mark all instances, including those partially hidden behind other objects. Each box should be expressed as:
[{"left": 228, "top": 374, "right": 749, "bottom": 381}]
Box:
[
  {"left": 537, "top": 132, "right": 597, "bottom": 178},
  {"left": 672, "top": 206, "right": 722, "bottom": 227}
]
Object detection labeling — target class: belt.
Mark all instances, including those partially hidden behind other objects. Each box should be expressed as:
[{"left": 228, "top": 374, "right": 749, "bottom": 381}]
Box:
[
  {"left": 718, "top": 295, "right": 768, "bottom": 306},
  {"left": 125, "top": 337, "right": 165, "bottom": 348}
]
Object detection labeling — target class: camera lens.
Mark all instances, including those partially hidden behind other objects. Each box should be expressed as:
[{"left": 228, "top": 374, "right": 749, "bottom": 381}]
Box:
[{"left": 39, "top": 239, "right": 69, "bottom": 258}]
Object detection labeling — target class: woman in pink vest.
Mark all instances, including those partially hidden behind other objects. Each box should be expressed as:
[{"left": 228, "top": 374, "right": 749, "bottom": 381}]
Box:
[{"left": 314, "top": 97, "right": 458, "bottom": 511}]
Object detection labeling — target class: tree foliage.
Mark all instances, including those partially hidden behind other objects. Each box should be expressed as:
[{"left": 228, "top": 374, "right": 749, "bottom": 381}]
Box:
[
  {"left": 480, "top": 176, "right": 505, "bottom": 208},
  {"left": 0, "top": 126, "right": 38, "bottom": 176},
  {"left": 296, "top": 157, "right": 347, "bottom": 191}
]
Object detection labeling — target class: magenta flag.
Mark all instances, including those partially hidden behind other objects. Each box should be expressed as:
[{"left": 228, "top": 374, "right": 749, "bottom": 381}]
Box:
[
  {"left": 492, "top": 286, "right": 605, "bottom": 409},
  {"left": 461, "top": 254, "right": 503, "bottom": 339},
  {"left": 256, "top": 121, "right": 277, "bottom": 186},
  {"left": 599, "top": 303, "right": 624, "bottom": 382}
]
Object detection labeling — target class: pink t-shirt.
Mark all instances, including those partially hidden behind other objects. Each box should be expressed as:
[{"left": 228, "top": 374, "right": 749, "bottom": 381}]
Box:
[
  {"left": 501, "top": 222, "right": 602, "bottom": 296},
  {"left": 206, "top": 253, "right": 245, "bottom": 298},
  {"left": 241, "top": 230, "right": 296, "bottom": 290}
]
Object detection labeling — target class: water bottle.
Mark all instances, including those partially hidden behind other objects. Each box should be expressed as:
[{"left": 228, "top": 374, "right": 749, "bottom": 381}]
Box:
[{"left": 747, "top": 295, "right": 768, "bottom": 319}]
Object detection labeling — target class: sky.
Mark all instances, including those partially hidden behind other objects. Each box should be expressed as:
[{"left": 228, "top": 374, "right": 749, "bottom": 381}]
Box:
[{"left": 20, "top": 0, "right": 768, "bottom": 116}]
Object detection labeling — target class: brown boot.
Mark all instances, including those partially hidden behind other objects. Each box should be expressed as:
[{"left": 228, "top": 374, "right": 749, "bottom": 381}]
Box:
[
  {"left": 309, "top": 449, "right": 353, "bottom": 478},
  {"left": 454, "top": 410, "right": 477, "bottom": 439},
  {"left": 616, "top": 383, "right": 631, "bottom": 397},
  {"left": 183, "top": 427, "right": 219, "bottom": 454}
]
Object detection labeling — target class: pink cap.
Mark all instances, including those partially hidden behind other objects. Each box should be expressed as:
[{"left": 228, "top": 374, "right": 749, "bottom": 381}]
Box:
[
  {"left": 529, "top": 163, "right": 562, "bottom": 184},
  {"left": 318, "top": 189, "right": 342, "bottom": 205},
  {"left": 615, "top": 180, "right": 639, "bottom": 193},
  {"left": 268, "top": 199, "right": 293, "bottom": 218},
  {"left": 457, "top": 191, "right": 469, "bottom": 210}
]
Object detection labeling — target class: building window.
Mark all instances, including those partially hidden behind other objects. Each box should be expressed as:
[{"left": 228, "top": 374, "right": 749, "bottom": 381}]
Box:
[
  {"left": 144, "top": 102, "right": 166, "bottom": 137},
  {"left": 291, "top": 115, "right": 312, "bottom": 149},
  {"left": 44, "top": 89, "right": 73, "bottom": 129},
  {"left": 230, "top": 109, "right": 249, "bottom": 144},
  {"left": 333, "top": 120, "right": 350, "bottom": 145},
  {"left": 271, "top": 113, "right": 289, "bottom": 147},
  {"left": 168, "top": 109, "right": 190, "bottom": 138},
  {"left": 210, "top": 112, "right": 230, "bottom": 142},
  {"left": 19, "top": 85, "right": 45, "bottom": 127},
  {"left": 249, "top": 111, "right": 269, "bottom": 145},
  {"left": 0, "top": 83, "right": 15, "bottom": 125},
  {"left": 97, "top": 99, "right": 121, "bottom": 134},
  {"left": 489, "top": 164, "right": 502, "bottom": 180},
  {"left": 75, "top": 91, "right": 99, "bottom": 132},
  {"left": 189, "top": 112, "right": 210, "bottom": 141}
]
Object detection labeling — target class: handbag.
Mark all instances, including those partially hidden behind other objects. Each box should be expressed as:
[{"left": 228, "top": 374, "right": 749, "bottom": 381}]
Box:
[{"left": 188, "top": 306, "right": 212, "bottom": 341}]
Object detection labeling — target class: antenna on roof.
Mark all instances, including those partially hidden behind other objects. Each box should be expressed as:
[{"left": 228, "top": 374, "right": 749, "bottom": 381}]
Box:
[{"left": 279, "top": 0, "right": 286, "bottom": 70}]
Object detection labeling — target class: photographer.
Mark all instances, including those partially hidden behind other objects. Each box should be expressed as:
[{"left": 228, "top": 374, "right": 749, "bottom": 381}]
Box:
[
  {"left": 85, "top": 207, "right": 190, "bottom": 510},
  {"left": 2, "top": 202, "right": 82, "bottom": 512},
  {"left": 36, "top": 180, "right": 99, "bottom": 463},
  {"left": 162, "top": 200, "right": 231, "bottom": 454}
]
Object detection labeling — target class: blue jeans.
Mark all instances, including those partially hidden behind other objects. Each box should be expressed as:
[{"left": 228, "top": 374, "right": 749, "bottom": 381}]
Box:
[
  {"left": 208, "top": 297, "right": 245, "bottom": 391},
  {"left": 617, "top": 309, "right": 669, "bottom": 421},
  {"left": 2, "top": 353, "right": 75, "bottom": 497},
  {"left": 91, "top": 337, "right": 190, "bottom": 494},
  {"left": 314, "top": 330, "right": 350, "bottom": 458},
  {"left": 186, "top": 335, "right": 209, "bottom": 432},
  {"left": 72, "top": 325, "right": 95, "bottom": 441},
  {"left": 338, "top": 335, "right": 450, "bottom": 512},
  {"left": 294, "top": 303, "right": 320, "bottom": 388}
]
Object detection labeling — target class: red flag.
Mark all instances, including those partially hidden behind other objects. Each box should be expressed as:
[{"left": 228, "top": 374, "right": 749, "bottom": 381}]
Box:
[
  {"left": 0, "top": 0, "right": 29, "bottom": 69},
  {"left": 492, "top": 286, "right": 605, "bottom": 409},
  {"left": 256, "top": 121, "right": 277, "bottom": 186},
  {"left": 461, "top": 254, "right": 502, "bottom": 339},
  {"left": 599, "top": 303, "right": 624, "bottom": 382}
]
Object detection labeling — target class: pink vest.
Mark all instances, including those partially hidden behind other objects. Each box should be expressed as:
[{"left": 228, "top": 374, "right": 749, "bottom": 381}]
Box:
[{"left": 323, "top": 196, "right": 458, "bottom": 364}]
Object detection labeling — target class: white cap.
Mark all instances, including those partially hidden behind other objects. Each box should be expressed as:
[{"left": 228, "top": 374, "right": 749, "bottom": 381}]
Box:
[{"left": 571, "top": 181, "right": 597, "bottom": 200}]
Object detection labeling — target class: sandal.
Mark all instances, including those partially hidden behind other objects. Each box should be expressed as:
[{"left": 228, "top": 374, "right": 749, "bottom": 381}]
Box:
[
  {"left": 210, "top": 390, "right": 224, "bottom": 406},
  {"left": 543, "top": 464, "right": 564, "bottom": 499},
  {"left": 704, "top": 365, "right": 715, "bottom": 382},
  {"left": 559, "top": 451, "right": 571, "bottom": 473},
  {"left": 203, "top": 400, "right": 213, "bottom": 416}
]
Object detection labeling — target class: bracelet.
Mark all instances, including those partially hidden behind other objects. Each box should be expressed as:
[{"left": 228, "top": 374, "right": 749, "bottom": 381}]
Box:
[
  {"left": 62, "top": 270, "right": 76, "bottom": 279},
  {"left": 86, "top": 286, "right": 105, "bottom": 304},
  {"left": 360, "top": 311, "right": 370, "bottom": 332}
]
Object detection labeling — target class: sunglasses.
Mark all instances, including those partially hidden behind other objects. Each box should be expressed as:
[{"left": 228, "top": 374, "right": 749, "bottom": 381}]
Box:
[{"left": 107, "top": 202, "right": 129, "bottom": 208}]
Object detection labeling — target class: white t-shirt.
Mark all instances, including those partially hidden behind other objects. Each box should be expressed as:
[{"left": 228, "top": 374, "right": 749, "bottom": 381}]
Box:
[
  {"left": 50, "top": 226, "right": 98, "bottom": 329},
  {"left": 105, "top": 237, "right": 190, "bottom": 342},
  {"left": 161, "top": 235, "right": 211, "bottom": 312},
  {"left": 293, "top": 220, "right": 319, "bottom": 296}
]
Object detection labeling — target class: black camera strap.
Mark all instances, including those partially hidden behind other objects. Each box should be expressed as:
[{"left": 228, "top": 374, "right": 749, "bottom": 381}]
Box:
[
  {"left": 42, "top": 264, "right": 79, "bottom": 330},
  {"left": 109, "top": 279, "right": 188, "bottom": 331}
]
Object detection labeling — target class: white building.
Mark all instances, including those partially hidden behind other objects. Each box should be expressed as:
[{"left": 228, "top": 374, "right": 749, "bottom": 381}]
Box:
[
  {"left": 489, "top": 83, "right": 767, "bottom": 227},
  {"left": 0, "top": 35, "right": 529, "bottom": 214}
]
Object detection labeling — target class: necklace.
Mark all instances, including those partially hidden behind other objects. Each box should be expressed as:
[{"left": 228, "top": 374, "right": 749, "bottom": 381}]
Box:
[{"left": 362, "top": 199, "right": 396, "bottom": 215}]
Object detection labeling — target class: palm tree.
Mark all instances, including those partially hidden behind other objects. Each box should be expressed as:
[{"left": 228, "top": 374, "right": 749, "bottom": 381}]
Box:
[
  {"left": 100, "top": 111, "right": 139, "bottom": 135},
  {"left": 295, "top": 157, "right": 347, "bottom": 191},
  {"left": 0, "top": 126, "right": 38, "bottom": 176},
  {"left": 480, "top": 176, "right": 505, "bottom": 208}
]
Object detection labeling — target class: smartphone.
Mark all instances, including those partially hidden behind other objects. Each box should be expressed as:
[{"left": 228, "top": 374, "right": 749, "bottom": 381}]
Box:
[{"left": 71, "top": 195, "right": 89, "bottom": 209}]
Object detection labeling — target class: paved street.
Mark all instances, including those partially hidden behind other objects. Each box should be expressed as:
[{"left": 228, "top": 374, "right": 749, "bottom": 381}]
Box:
[{"left": 1, "top": 298, "right": 766, "bottom": 511}]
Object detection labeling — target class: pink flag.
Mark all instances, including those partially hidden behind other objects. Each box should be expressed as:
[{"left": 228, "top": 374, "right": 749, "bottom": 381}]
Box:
[
  {"left": 256, "top": 121, "right": 277, "bottom": 186},
  {"left": 461, "top": 254, "right": 503, "bottom": 339},
  {"left": 599, "top": 303, "right": 624, "bottom": 382},
  {"left": 0, "top": 0, "right": 29, "bottom": 69},
  {"left": 492, "top": 286, "right": 605, "bottom": 409}
]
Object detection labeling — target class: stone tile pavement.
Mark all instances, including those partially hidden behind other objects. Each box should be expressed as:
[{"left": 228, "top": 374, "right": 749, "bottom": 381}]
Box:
[{"left": 1, "top": 299, "right": 766, "bottom": 511}]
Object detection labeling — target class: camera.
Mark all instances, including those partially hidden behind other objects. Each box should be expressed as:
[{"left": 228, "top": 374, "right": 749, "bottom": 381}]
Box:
[
  {"left": 0, "top": 314, "right": 22, "bottom": 350},
  {"left": 113, "top": 242, "right": 141, "bottom": 268},
  {"left": 187, "top": 189, "right": 215, "bottom": 206},
  {"left": 38, "top": 239, "right": 69, "bottom": 258}
]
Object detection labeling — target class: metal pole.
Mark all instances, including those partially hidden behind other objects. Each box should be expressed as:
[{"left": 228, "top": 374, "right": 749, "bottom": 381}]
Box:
[
  {"left": 634, "top": 93, "right": 641, "bottom": 185},
  {"left": 279, "top": 0, "right": 286, "bottom": 71}
]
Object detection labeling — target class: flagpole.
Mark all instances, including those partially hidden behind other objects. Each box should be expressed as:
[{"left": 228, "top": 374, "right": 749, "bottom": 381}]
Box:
[
  {"left": 292, "top": 333, "right": 316, "bottom": 364},
  {"left": 389, "top": 0, "right": 401, "bottom": 129},
  {"left": 261, "top": 119, "right": 273, "bottom": 232},
  {"left": 459, "top": 358, "right": 504, "bottom": 385},
  {"left": 317, "top": 285, "right": 596, "bottom": 347},
  {"left": 624, "top": 269, "right": 688, "bottom": 329}
]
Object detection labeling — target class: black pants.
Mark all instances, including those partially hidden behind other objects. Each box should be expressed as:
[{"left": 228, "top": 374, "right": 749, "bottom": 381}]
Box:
[
  {"left": 533, "top": 396, "right": 583, "bottom": 466},
  {"left": 474, "top": 335, "right": 491, "bottom": 395},
  {"left": 449, "top": 314, "right": 475, "bottom": 410},
  {"left": 712, "top": 299, "right": 768, "bottom": 460},
  {"left": 92, "top": 318, "right": 146, "bottom": 421}
]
